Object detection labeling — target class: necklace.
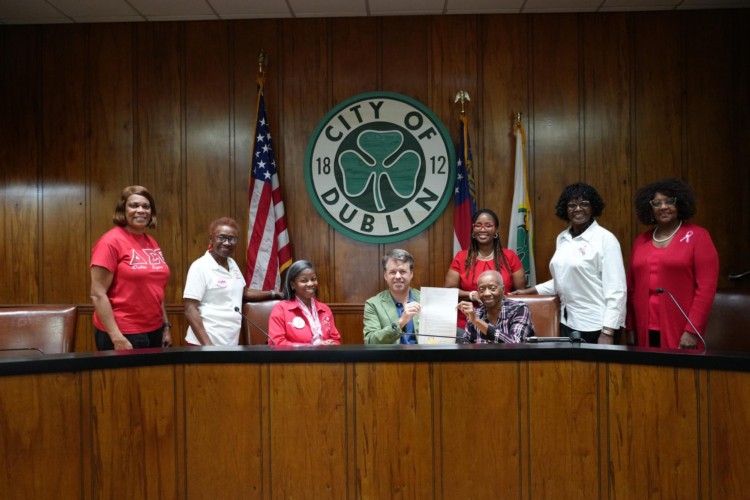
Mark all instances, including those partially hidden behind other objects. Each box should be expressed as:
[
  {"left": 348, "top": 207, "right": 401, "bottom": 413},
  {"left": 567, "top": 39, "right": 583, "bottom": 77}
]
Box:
[
  {"left": 652, "top": 220, "right": 682, "bottom": 243},
  {"left": 478, "top": 250, "right": 494, "bottom": 259}
]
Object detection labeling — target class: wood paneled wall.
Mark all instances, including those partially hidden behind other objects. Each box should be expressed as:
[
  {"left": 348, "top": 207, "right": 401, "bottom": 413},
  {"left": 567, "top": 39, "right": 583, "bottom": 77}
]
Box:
[
  {"left": 2, "top": 357, "right": 749, "bottom": 498},
  {"left": 1, "top": 11, "right": 749, "bottom": 348}
]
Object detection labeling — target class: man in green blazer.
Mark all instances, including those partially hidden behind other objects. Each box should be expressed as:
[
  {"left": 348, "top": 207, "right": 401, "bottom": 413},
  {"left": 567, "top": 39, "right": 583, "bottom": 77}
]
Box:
[{"left": 363, "top": 249, "right": 421, "bottom": 344}]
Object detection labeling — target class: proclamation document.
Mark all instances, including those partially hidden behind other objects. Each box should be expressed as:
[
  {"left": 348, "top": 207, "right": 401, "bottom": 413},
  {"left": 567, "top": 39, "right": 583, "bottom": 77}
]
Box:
[{"left": 418, "top": 287, "right": 459, "bottom": 344}]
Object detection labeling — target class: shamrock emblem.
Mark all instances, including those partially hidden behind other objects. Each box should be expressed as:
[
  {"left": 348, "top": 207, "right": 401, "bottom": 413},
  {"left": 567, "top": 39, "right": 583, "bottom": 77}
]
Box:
[{"left": 339, "top": 130, "right": 421, "bottom": 212}]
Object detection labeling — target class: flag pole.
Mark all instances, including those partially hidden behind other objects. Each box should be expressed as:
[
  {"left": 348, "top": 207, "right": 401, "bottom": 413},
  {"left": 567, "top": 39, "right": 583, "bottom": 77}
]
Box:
[
  {"left": 246, "top": 49, "right": 293, "bottom": 291},
  {"left": 508, "top": 111, "right": 536, "bottom": 286},
  {"left": 452, "top": 91, "right": 477, "bottom": 254}
]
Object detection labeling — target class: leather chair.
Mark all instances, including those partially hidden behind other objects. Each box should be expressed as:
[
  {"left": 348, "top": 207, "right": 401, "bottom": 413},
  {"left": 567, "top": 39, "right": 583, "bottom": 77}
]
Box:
[
  {"left": 505, "top": 294, "right": 560, "bottom": 338},
  {"left": 241, "top": 300, "right": 280, "bottom": 345},
  {"left": 705, "top": 289, "right": 750, "bottom": 352},
  {"left": 0, "top": 305, "right": 78, "bottom": 355}
]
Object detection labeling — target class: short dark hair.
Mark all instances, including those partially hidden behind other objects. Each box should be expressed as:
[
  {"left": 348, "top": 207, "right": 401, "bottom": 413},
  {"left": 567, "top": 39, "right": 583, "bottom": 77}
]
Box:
[
  {"left": 381, "top": 249, "right": 414, "bottom": 271},
  {"left": 282, "top": 260, "right": 316, "bottom": 300},
  {"left": 208, "top": 217, "right": 240, "bottom": 236},
  {"left": 554, "top": 183, "right": 605, "bottom": 221},
  {"left": 113, "top": 186, "right": 157, "bottom": 228},
  {"left": 634, "top": 177, "right": 696, "bottom": 225}
]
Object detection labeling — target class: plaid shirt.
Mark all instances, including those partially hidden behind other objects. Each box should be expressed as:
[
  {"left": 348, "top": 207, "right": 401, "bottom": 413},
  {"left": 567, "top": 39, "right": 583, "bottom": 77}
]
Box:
[{"left": 460, "top": 299, "right": 534, "bottom": 344}]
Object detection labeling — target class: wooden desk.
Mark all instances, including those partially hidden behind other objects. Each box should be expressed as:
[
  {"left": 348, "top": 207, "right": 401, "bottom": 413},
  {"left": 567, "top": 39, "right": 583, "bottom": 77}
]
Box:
[{"left": 1, "top": 345, "right": 748, "bottom": 499}]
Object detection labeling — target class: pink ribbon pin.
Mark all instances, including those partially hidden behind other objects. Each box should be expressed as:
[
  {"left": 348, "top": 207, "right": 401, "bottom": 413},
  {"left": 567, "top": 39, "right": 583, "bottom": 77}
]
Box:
[{"left": 680, "top": 230, "right": 693, "bottom": 243}]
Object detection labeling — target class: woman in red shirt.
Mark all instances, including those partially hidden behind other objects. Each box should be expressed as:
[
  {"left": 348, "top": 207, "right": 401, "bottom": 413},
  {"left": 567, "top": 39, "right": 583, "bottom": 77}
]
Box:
[
  {"left": 90, "top": 186, "right": 171, "bottom": 350},
  {"left": 626, "top": 178, "right": 718, "bottom": 350},
  {"left": 444, "top": 208, "right": 526, "bottom": 329}
]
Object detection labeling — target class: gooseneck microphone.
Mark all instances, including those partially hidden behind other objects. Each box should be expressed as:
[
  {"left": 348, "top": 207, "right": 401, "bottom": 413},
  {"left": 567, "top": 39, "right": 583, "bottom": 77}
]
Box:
[
  {"left": 234, "top": 306, "right": 274, "bottom": 345},
  {"left": 411, "top": 333, "right": 458, "bottom": 340},
  {"left": 656, "top": 288, "right": 706, "bottom": 353},
  {"left": 526, "top": 330, "right": 583, "bottom": 344},
  {"left": 0, "top": 347, "right": 45, "bottom": 354}
]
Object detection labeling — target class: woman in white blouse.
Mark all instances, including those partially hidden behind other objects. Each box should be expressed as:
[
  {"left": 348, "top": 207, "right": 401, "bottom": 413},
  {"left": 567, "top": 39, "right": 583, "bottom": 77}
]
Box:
[{"left": 512, "top": 183, "right": 626, "bottom": 344}]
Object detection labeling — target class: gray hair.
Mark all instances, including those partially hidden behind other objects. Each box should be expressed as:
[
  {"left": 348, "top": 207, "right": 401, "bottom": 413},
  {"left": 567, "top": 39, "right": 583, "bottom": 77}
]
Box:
[
  {"left": 477, "top": 270, "right": 504, "bottom": 288},
  {"left": 381, "top": 249, "right": 414, "bottom": 271}
]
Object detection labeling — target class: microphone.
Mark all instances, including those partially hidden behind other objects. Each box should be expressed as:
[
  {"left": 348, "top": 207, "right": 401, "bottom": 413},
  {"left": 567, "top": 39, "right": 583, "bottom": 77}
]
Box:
[
  {"left": 526, "top": 337, "right": 585, "bottom": 344},
  {"left": 526, "top": 332, "right": 583, "bottom": 344},
  {"left": 411, "top": 333, "right": 458, "bottom": 340},
  {"left": 234, "top": 306, "right": 274, "bottom": 345},
  {"left": 656, "top": 288, "right": 706, "bottom": 352},
  {"left": 0, "top": 347, "right": 45, "bottom": 354}
]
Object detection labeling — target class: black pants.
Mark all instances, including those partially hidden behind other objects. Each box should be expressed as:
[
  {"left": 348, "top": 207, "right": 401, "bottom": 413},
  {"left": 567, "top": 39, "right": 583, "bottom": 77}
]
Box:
[
  {"left": 560, "top": 323, "right": 621, "bottom": 344},
  {"left": 95, "top": 327, "right": 164, "bottom": 351},
  {"left": 648, "top": 330, "right": 661, "bottom": 348}
]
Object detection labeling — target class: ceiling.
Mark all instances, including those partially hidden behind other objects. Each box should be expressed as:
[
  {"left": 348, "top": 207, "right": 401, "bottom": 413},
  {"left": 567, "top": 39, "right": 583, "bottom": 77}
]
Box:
[{"left": 1, "top": 0, "right": 748, "bottom": 25}]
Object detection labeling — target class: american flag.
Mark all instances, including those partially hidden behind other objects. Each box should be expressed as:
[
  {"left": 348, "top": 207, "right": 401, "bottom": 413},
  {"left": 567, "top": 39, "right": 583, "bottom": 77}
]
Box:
[
  {"left": 246, "top": 79, "right": 292, "bottom": 291},
  {"left": 453, "top": 114, "right": 477, "bottom": 254}
]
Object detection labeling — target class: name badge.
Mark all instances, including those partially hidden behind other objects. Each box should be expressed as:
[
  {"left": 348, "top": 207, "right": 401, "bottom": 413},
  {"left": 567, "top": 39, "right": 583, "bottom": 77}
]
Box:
[{"left": 292, "top": 317, "right": 305, "bottom": 329}]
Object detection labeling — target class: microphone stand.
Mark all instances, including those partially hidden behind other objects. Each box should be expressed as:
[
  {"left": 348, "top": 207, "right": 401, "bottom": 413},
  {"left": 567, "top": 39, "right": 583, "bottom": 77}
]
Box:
[
  {"left": 235, "top": 306, "right": 275, "bottom": 346},
  {"left": 656, "top": 288, "right": 706, "bottom": 353}
]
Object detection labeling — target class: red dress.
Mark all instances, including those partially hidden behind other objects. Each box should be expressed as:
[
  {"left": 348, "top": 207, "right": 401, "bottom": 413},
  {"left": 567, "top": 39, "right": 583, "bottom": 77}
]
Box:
[
  {"left": 626, "top": 223, "right": 718, "bottom": 349},
  {"left": 449, "top": 248, "right": 523, "bottom": 328}
]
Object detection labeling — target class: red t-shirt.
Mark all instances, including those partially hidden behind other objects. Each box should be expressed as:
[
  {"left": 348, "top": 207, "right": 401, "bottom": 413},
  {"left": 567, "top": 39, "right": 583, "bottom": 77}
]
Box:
[
  {"left": 91, "top": 226, "right": 170, "bottom": 334},
  {"left": 450, "top": 248, "right": 523, "bottom": 328}
]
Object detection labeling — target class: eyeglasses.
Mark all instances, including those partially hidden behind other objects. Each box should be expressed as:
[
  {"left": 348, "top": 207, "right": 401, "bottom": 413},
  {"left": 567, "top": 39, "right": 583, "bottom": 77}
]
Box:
[
  {"left": 472, "top": 222, "right": 496, "bottom": 230},
  {"left": 649, "top": 197, "right": 677, "bottom": 208},
  {"left": 216, "top": 235, "right": 238, "bottom": 244},
  {"left": 566, "top": 201, "right": 591, "bottom": 210}
]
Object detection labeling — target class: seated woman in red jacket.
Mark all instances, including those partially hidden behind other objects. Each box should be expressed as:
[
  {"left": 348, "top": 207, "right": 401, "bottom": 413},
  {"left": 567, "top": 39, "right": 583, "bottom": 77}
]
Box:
[{"left": 268, "top": 260, "right": 341, "bottom": 346}]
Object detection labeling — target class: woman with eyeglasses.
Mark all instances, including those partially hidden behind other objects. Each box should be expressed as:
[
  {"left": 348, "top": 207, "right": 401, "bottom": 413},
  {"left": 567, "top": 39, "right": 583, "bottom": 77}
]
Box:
[
  {"left": 626, "top": 178, "right": 718, "bottom": 349},
  {"left": 512, "top": 183, "right": 627, "bottom": 344},
  {"left": 444, "top": 208, "right": 526, "bottom": 330},
  {"left": 183, "top": 217, "right": 249, "bottom": 346}
]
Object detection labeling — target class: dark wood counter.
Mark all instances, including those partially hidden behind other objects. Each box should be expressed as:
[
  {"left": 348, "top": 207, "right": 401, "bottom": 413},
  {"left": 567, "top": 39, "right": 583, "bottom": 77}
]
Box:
[{"left": 1, "top": 344, "right": 749, "bottom": 499}]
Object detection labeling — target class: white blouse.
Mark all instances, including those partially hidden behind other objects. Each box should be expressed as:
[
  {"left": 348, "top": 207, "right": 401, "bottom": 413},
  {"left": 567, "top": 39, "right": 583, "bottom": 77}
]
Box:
[{"left": 535, "top": 220, "right": 626, "bottom": 332}]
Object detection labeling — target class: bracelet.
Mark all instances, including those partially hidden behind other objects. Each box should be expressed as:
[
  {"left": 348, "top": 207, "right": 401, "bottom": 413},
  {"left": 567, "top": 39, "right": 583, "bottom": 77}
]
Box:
[
  {"left": 601, "top": 329, "right": 614, "bottom": 337},
  {"left": 469, "top": 291, "right": 477, "bottom": 302}
]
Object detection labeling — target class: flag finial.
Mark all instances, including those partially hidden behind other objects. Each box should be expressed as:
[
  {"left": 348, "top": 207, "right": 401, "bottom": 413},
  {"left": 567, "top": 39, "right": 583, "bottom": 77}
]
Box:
[
  {"left": 258, "top": 49, "right": 267, "bottom": 77},
  {"left": 515, "top": 112, "right": 522, "bottom": 125},
  {"left": 454, "top": 91, "right": 471, "bottom": 116}
]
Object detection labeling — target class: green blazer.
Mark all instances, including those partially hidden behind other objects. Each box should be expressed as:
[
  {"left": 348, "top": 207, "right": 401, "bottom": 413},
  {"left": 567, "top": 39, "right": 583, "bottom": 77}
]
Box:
[{"left": 363, "top": 288, "right": 420, "bottom": 344}]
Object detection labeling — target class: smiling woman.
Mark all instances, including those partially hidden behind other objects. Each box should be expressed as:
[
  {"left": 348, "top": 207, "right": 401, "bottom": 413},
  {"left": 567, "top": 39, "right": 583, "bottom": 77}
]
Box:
[
  {"left": 626, "top": 178, "right": 719, "bottom": 350},
  {"left": 512, "top": 183, "right": 627, "bottom": 345},
  {"left": 444, "top": 208, "right": 527, "bottom": 330},
  {"left": 182, "top": 217, "right": 247, "bottom": 346},
  {"left": 89, "top": 186, "right": 172, "bottom": 351},
  {"left": 267, "top": 260, "right": 341, "bottom": 346}
]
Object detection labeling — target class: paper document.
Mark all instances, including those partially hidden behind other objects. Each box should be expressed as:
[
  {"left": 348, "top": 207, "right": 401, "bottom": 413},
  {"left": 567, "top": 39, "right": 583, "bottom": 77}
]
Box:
[{"left": 418, "top": 287, "right": 459, "bottom": 344}]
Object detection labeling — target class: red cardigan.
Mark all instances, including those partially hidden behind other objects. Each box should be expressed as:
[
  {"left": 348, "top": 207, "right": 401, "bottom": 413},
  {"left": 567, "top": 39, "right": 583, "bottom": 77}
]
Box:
[
  {"left": 268, "top": 298, "right": 341, "bottom": 346},
  {"left": 626, "top": 223, "right": 718, "bottom": 349}
]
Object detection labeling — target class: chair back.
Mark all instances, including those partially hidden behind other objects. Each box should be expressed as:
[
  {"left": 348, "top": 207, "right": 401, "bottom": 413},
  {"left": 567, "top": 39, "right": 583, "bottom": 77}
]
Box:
[
  {"left": 0, "top": 305, "right": 78, "bottom": 354},
  {"left": 505, "top": 295, "right": 560, "bottom": 338},
  {"left": 242, "top": 300, "right": 280, "bottom": 345},
  {"left": 706, "top": 289, "right": 750, "bottom": 352}
]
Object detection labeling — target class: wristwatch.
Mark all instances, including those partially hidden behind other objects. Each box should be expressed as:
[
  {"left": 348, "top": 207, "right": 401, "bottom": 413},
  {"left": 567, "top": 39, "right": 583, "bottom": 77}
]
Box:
[
  {"left": 163, "top": 322, "right": 172, "bottom": 329},
  {"left": 391, "top": 322, "right": 402, "bottom": 332}
]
